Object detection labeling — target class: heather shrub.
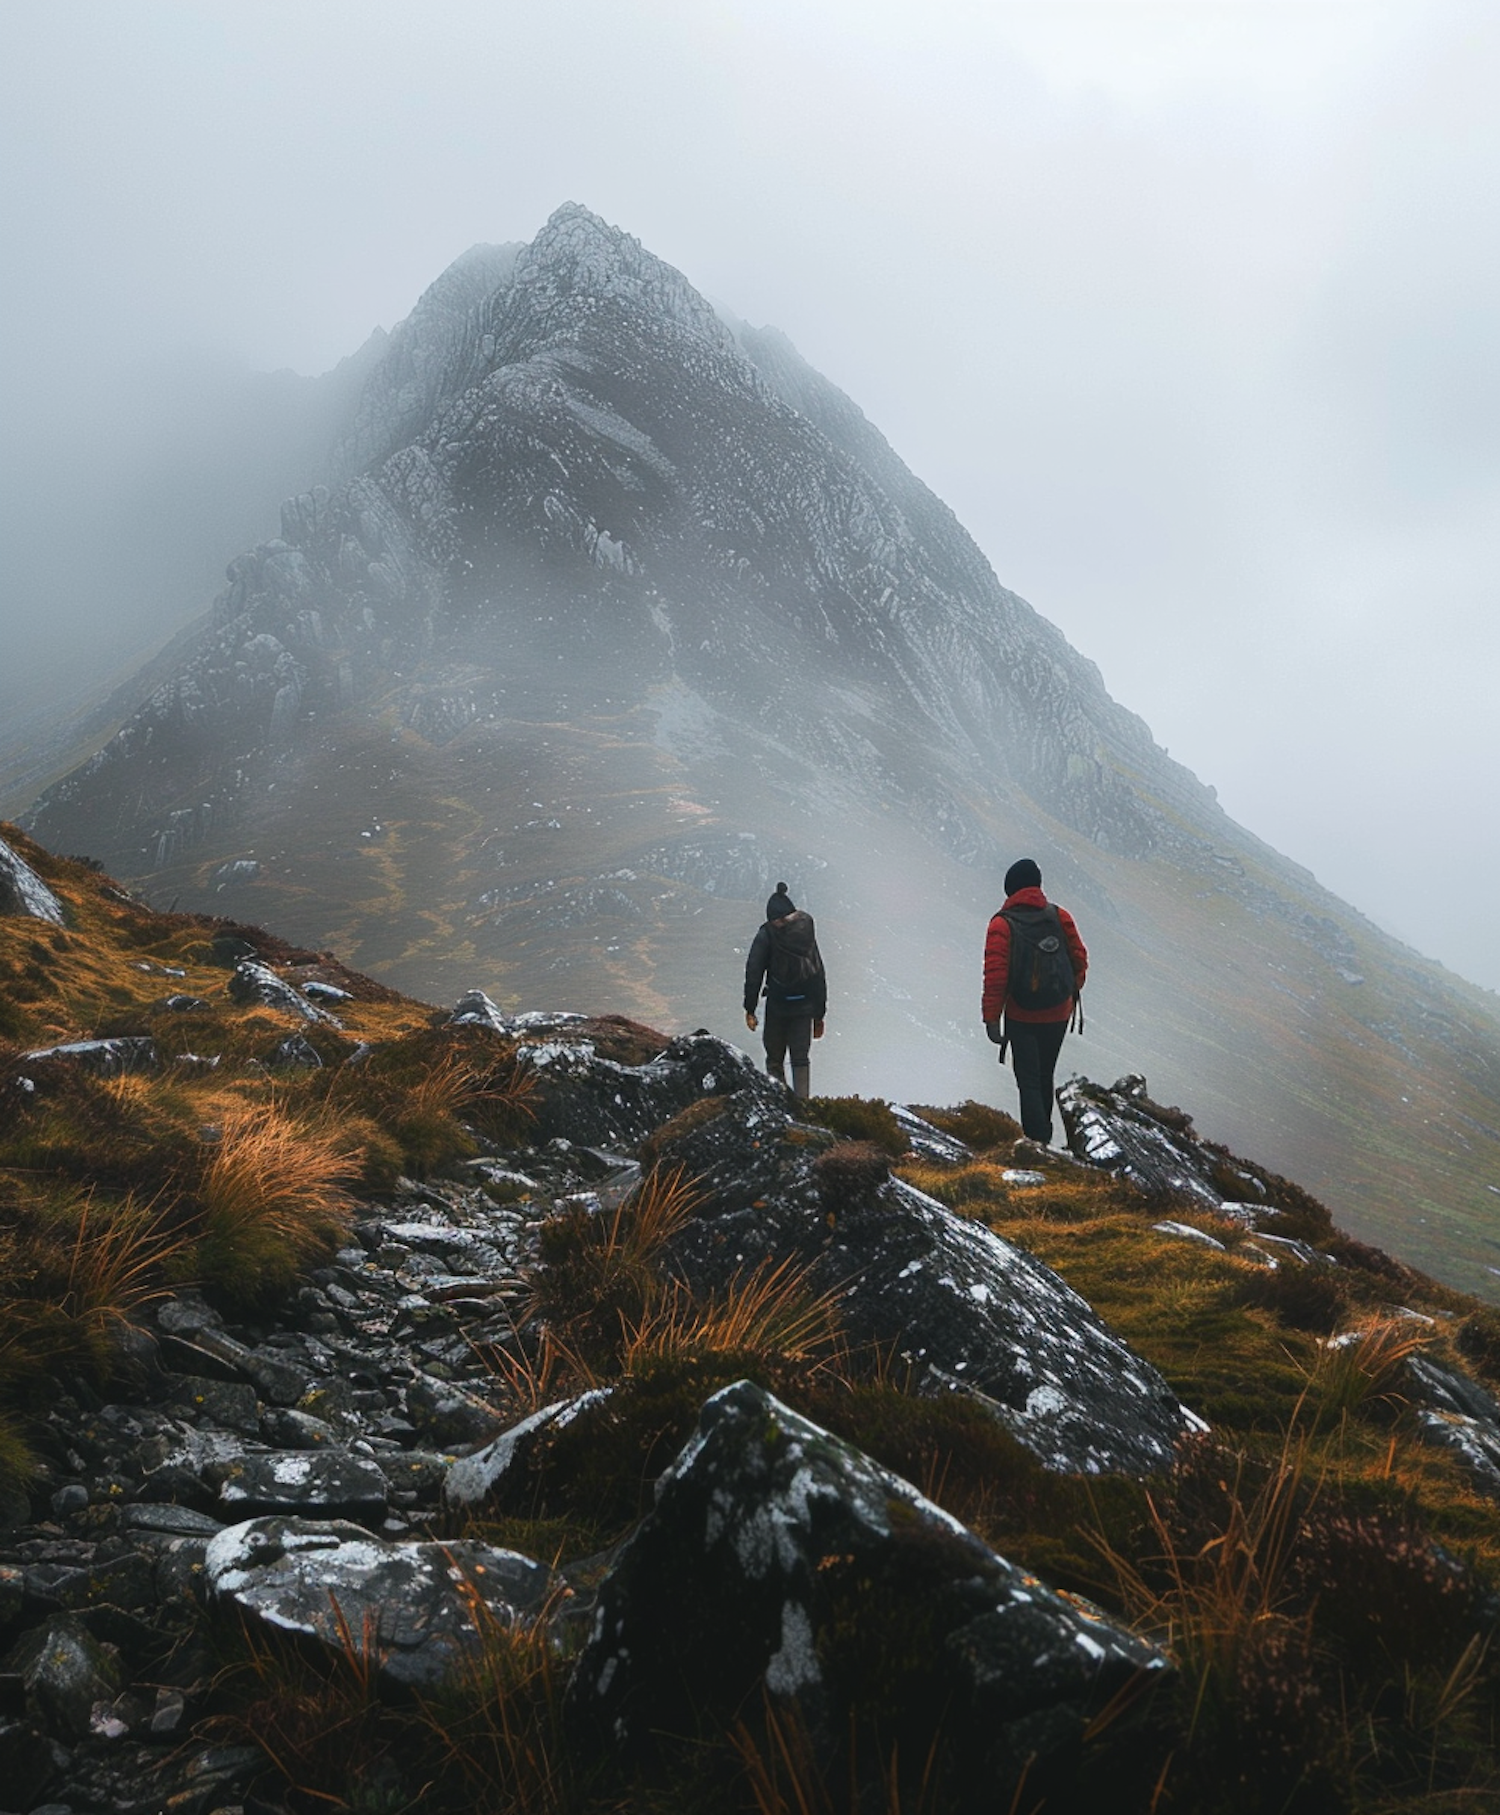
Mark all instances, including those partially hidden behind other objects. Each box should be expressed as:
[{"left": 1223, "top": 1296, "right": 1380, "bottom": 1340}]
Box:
[{"left": 802, "top": 1095, "right": 908, "bottom": 1156}]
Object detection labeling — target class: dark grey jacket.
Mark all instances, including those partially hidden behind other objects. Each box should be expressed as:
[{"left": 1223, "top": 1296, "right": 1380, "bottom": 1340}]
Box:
[{"left": 744, "top": 911, "right": 827, "bottom": 1018}]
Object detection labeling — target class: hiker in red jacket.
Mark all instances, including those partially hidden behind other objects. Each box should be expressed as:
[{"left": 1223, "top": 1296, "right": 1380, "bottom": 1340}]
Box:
[{"left": 981, "top": 858, "right": 1088, "bottom": 1146}]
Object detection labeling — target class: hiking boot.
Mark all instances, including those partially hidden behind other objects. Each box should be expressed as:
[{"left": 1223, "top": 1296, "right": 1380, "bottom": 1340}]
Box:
[{"left": 1012, "top": 1137, "right": 1081, "bottom": 1170}]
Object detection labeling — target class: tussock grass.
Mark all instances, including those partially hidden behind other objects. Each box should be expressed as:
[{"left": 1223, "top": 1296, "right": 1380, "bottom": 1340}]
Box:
[
  {"left": 619, "top": 1258, "right": 844, "bottom": 1377},
  {"left": 0, "top": 1183, "right": 185, "bottom": 1380},
  {"left": 909, "top": 1098, "right": 1022, "bottom": 1154},
  {"left": 191, "top": 1102, "right": 358, "bottom": 1308},
  {"left": 527, "top": 1165, "right": 703, "bottom": 1371},
  {"left": 1309, "top": 1316, "right": 1435, "bottom": 1424}
]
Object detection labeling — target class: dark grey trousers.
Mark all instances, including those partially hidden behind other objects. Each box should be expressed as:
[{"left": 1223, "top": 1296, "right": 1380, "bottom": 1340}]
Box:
[
  {"left": 1006, "top": 1018, "right": 1068, "bottom": 1144},
  {"left": 762, "top": 1009, "right": 813, "bottom": 1081}
]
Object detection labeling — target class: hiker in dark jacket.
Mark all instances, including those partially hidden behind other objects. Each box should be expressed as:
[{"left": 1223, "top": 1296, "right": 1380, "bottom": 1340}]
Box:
[
  {"left": 981, "top": 858, "right": 1088, "bottom": 1146},
  {"left": 744, "top": 883, "right": 827, "bottom": 1098}
]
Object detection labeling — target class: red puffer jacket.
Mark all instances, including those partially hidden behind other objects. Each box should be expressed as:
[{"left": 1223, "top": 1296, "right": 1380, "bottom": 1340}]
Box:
[{"left": 981, "top": 886, "right": 1088, "bottom": 1025}]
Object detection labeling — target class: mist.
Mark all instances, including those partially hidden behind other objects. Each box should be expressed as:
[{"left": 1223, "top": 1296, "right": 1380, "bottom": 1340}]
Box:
[{"left": 2, "top": 0, "right": 1497, "bottom": 990}]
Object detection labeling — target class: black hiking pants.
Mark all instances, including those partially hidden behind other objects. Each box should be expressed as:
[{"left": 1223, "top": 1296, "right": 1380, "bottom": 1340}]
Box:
[
  {"left": 1005, "top": 1018, "right": 1068, "bottom": 1144},
  {"left": 762, "top": 1009, "right": 813, "bottom": 1089}
]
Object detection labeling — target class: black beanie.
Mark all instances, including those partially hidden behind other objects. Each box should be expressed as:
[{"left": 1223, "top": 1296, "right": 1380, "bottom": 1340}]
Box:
[
  {"left": 1004, "top": 858, "right": 1042, "bottom": 896},
  {"left": 766, "top": 882, "right": 796, "bottom": 920}
]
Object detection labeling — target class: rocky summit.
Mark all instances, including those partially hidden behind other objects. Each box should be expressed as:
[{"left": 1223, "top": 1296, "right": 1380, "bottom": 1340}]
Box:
[
  {"left": 11, "top": 205, "right": 1500, "bottom": 1296},
  {"left": 4, "top": 834, "right": 1500, "bottom": 1812}
]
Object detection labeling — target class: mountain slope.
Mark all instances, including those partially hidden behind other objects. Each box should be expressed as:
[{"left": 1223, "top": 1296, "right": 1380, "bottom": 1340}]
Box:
[{"left": 19, "top": 203, "right": 1500, "bottom": 1299}]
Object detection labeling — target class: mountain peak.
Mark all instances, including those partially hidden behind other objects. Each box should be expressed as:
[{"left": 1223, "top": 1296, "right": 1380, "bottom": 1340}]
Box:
[{"left": 502, "top": 201, "right": 734, "bottom": 355}]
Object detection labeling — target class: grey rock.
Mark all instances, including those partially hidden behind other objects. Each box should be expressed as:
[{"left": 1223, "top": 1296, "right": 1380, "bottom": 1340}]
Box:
[
  {"left": 567, "top": 1380, "right": 1169, "bottom": 1798},
  {"left": 204, "top": 1515, "right": 554, "bottom": 1691},
  {"left": 518, "top": 1027, "right": 782, "bottom": 1150},
  {"left": 266, "top": 1032, "right": 324, "bottom": 1070},
  {"left": 9, "top": 1615, "right": 122, "bottom": 1741},
  {"left": 659, "top": 1091, "right": 1202, "bottom": 1475},
  {"left": 449, "top": 988, "right": 511, "bottom": 1032},
  {"left": 226, "top": 960, "right": 329, "bottom": 1023},
  {"left": 170, "top": 1377, "right": 261, "bottom": 1435},
  {"left": 0, "top": 834, "right": 65, "bottom": 922},
  {"left": 405, "top": 1372, "right": 507, "bottom": 1448},
  {"left": 117, "top": 1504, "right": 224, "bottom": 1538},
  {"left": 213, "top": 1451, "right": 389, "bottom": 1520},
  {"left": 260, "top": 1407, "right": 339, "bottom": 1450},
  {"left": 22, "top": 1037, "right": 159, "bottom": 1078},
  {"left": 1059, "top": 1076, "right": 1225, "bottom": 1208},
  {"left": 444, "top": 1390, "right": 613, "bottom": 1511},
  {"left": 301, "top": 979, "right": 353, "bottom": 1003}
]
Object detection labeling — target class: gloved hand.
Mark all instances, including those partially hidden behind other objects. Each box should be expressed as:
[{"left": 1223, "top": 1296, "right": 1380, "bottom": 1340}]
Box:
[
  {"left": 985, "top": 1019, "right": 1004, "bottom": 1045},
  {"left": 813, "top": 1018, "right": 825, "bottom": 1039},
  {"left": 745, "top": 1011, "right": 758, "bottom": 1033}
]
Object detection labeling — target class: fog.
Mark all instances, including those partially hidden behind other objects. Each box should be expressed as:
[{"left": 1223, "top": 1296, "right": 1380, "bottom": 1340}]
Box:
[{"left": 3, "top": 0, "right": 1497, "bottom": 989}]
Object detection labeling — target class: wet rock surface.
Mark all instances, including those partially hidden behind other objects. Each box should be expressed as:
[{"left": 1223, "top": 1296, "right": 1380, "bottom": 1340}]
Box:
[
  {"left": 0, "top": 833, "right": 65, "bottom": 923},
  {"left": 13, "top": 1024, "right": 1482, "bottom": 1809},
  {"left": 652, "top": 1080, "right": 1201, "bottom": 1475},
  {"left": 567, "top": 1380, "right": 1170, "bottom": 1799},
  {"left": 204, "top": 1516, "right": 556, "bottom": 1691},
  {"left": 1059, "top": 1073, "right": 1313, "bottom": 1242}
]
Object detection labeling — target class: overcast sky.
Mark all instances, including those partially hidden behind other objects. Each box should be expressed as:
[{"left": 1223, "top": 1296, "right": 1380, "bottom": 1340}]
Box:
[{"left": 3, "top": 0, "right": 1497, "bottom": 990}]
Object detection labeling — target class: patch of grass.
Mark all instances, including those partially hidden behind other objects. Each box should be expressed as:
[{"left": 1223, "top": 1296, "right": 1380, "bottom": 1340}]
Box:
[
  {"left": 528, "top": 1165, "right": 703, "bottom": 1371},
  {"left": 189, "top": 1102, "right": 358, "bottom": 1309},
  {"left": 801, "top": 1095, "right": 909, "bottom": 1156},
  {"left": 1231, "top": 1261, "right": 1351, "bottom": 1334},
  {"left": 0, "top": 1182, "right": 186, "bottom": 1384},
  {"left": 909, "top": 1099, "right": 1021, "bottom": 1154}
]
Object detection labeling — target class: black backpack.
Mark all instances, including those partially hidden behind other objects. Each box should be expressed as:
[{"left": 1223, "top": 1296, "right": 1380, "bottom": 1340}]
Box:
[
  {"left": 1002, "top": 903, "right": 1075, "bottom": 1012},
  {"left": 765, "top": 912, "right": 822, "bottom": 1005}
]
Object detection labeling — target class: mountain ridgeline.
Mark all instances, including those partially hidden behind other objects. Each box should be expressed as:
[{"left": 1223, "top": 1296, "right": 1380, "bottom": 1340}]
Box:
[{"left": 19, "top": 203, "right": 1500, "bottom": 1296}]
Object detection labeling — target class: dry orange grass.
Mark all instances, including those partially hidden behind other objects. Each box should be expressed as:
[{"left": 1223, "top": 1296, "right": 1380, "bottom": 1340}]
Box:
[
  {"left": 0, "top": 1185, "right": 186, "bottom": 1380},
  {"left": 192, "top": 1102, "right": 359, "bottom": 1306},
  {"left": 619, "top": 1256, "right": 845, "bottom": 1377}
]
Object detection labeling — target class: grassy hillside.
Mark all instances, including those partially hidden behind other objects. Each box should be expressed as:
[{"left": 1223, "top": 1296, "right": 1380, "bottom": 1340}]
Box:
[{"left": 4, "top": 824, "right": 1500, "bottom": 1811}]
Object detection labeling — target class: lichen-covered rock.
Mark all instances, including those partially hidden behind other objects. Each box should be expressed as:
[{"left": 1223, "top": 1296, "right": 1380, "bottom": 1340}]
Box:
[
  {"left": 658, "top": 1094, "right": 1201, "bottom": 1475},
  {"left": 1059, "top": 1075, "right": 1317, "bottom": 1241},
  {"left": 213, "top": 1450, "right": 390, "bottom": 1520},
  {"left": 566, "top": 1381, "right": 1169, "bottom": 1803},
  {"left": 227, "top": 959, "right": 331, "bottom": 1023},
  {"left": 204, "top": 1516, "right": 554, "bottom": 1691},
  {"left": 444, "top": 1388, "right": 613, "bottom": 1510},
  {"left": 517, "top": 1027, "right": 783, "bottom": 1149},
  {"left": 22, "top": 1036, "right": 159, "bottom": 1077},
  {"left": 7, "top": 1615, "right": 122, "bottom": 1741},
  {"left": 0, "top": 833, "right": 65, "bottom": 922},
  {"left": 1408, "top": 1354, "right": 1500, "bottom": 1496}
]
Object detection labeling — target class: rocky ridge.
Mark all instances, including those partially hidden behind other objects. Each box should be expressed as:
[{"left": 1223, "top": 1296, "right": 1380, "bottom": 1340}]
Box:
[{"left": 5, "top": 837, "right": 1500, "bottom": 1810}]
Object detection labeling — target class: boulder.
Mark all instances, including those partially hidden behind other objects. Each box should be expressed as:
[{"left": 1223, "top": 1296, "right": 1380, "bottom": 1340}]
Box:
[
  {"left": 517, "top": 1028, "right": 783, "bottom": 1149},
  {"left": 0, "top": 833, "right": 65, "bottom": 922},
  {"left": 7, "top": 1615, "right": 122, "bottom": 1741},
  {"left": 213, "top": 1450, "right": 390, "bottom": 1520},
  {"left": 449, "top": 988, "right": 512, "bottom": 1032},
  {"left": 204, "top": 1516, "right": 555, "bottom": 1691},
  {"left": 22, "top": 1036, "right": 159, "bottom": 1078},
  {"left": 227, "top": 959, "right": 331, "bottom": 1022},
  {"left": 659, "top": 1094, "right": 1202, "bottom": 1475},
  {"left": 1058, "top": 1076, "right": 1227, "bottom": 1208},
  {"left": 444, "top": 1389, "right": 613, "bottom": 1511},
  {"left": 566, "top": 1381, "right": 1169, "bottom": 1804}
]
